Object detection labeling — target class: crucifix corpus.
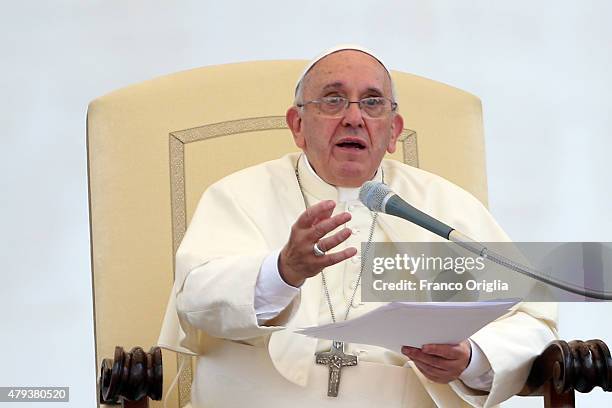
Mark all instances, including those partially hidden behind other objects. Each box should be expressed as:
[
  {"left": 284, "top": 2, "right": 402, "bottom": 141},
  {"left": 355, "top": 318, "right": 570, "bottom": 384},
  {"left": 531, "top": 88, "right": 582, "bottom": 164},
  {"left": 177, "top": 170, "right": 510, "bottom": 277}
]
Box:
[{"left": 315, "top": 340, "right": 358, "bottom": 397}]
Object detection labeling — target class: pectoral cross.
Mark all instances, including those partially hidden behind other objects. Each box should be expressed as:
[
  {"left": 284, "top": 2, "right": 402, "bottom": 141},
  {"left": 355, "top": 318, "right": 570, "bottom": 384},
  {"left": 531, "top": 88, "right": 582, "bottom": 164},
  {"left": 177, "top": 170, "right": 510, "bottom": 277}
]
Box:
[{"left": 315, "top": 340, "right": 358, "bottom": 397}]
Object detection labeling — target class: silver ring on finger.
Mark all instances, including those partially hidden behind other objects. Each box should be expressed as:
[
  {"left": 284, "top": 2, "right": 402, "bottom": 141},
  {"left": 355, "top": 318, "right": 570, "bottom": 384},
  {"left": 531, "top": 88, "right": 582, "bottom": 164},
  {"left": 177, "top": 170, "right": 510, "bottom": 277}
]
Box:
[{"left": 313, "top": 242, "right": 326, "bottom": 257}]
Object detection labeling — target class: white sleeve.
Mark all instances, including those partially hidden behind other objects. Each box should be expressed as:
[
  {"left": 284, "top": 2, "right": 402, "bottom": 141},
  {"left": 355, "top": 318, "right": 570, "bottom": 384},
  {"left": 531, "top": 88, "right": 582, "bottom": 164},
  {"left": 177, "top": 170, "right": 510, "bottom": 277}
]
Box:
[
  {"left": 255, "top": 249, "right": 301, "bottom": 324},
  {"left": 458, "top": 339, "right": 494, "bottom": 391}
]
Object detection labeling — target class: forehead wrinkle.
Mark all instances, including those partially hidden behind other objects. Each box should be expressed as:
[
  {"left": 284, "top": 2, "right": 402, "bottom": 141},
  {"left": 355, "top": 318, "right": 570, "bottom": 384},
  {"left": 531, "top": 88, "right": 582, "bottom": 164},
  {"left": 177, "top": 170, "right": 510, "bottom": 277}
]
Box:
[
  {"left": 321, "top": 82, "right": 383, "bottom": 92},
  {"left": 316, "top": 83, "right": 386, "bottom": 100},
  {"left": 322, "top": 82, "right": 344, "bottom": 92},
  {"left": 300, "top": 51, "right": 393, "bottom": 100}
]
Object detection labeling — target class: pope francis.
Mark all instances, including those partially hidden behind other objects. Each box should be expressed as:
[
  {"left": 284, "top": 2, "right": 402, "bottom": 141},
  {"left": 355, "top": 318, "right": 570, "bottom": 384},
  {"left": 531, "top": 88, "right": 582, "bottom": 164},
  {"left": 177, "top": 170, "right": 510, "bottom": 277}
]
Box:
[{"left": 158, "top": 45, "right": 558, "bottom": 407}]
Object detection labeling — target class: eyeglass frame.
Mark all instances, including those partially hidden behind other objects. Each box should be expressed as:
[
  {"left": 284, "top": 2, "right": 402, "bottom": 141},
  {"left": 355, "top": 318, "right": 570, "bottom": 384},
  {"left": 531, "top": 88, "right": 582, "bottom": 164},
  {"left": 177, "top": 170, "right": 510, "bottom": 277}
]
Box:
[{"left": 296, "top": 96, "right": 398, "bottom": 118}]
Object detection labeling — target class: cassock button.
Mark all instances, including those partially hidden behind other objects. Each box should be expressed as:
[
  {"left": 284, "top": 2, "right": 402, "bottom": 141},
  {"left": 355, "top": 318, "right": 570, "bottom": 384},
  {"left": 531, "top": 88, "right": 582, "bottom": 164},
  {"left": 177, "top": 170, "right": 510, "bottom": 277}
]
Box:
[
  {"left": 351, "top": 256, "right": 361, "bottom": 264},
  {"left": 351, "top": 228, "right": 360, "bottom": 235}
]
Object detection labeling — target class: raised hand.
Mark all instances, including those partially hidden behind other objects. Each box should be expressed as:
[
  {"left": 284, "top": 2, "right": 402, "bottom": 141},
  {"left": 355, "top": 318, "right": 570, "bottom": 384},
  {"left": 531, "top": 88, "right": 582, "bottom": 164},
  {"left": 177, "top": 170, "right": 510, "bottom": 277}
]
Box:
[{"left": 279, "top": 200, "right": 357, "bottom": 287}]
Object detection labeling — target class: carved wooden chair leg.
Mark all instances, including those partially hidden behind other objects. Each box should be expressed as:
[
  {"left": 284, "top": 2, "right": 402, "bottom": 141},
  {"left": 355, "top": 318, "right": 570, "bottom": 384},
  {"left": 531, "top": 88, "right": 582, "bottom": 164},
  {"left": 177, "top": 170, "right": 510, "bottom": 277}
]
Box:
[
  {"left": 520, "top": 339, "right": 612, "bottom": 407},
  {"left": 543, "top": 382, "right": 575, "bottom": 408},
  {"left": 123, "top": 398, "right": 149, "bottom": 408},
  {"left": 99, "top": 346, "right": 163, "bottom": 407},
  {"left": 122, "top": 398, "right": 149, "bottom": 408}
]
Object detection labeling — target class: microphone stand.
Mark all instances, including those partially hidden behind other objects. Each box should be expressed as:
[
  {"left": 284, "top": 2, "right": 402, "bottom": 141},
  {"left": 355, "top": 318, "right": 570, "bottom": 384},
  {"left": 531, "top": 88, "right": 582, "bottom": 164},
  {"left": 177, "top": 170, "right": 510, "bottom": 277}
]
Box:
[{"left": 448, "top": 230, "right": 612, "bottom": 300}]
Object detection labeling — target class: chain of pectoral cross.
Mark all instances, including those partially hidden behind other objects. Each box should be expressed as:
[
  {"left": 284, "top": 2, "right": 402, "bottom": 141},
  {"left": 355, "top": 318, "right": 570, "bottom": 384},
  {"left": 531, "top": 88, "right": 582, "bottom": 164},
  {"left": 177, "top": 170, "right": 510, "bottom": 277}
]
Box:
[{"left": 294, "top": 154, "right": 383, "bottom": 397}]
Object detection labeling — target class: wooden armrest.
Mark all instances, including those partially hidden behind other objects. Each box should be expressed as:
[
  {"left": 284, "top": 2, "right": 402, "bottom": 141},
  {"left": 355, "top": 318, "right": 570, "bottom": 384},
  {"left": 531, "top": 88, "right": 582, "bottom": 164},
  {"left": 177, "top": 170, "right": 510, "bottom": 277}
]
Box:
[
  {"left": 519, "top": 339, "right": 612, "bottom": 407},
  {"left": 98, "top": 346, "right": 163, "bottom": 408},
  {"left": 96, "top": 340, "right": 611, "bottom": 407}
]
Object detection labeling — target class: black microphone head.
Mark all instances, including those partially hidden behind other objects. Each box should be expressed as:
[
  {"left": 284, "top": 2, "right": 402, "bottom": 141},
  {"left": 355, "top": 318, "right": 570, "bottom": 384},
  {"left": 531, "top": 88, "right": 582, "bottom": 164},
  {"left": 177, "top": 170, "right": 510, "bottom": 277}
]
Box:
[{"left": 359, "top": 181, "right": 393, "bottom": 212}]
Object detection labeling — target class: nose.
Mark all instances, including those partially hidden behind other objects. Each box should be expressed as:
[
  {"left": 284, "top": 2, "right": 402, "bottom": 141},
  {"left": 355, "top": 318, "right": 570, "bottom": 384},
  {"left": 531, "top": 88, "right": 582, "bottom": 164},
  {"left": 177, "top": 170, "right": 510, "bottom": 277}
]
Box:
[{"left": 341, "top": 101, "right": 365, "bottom": 128}]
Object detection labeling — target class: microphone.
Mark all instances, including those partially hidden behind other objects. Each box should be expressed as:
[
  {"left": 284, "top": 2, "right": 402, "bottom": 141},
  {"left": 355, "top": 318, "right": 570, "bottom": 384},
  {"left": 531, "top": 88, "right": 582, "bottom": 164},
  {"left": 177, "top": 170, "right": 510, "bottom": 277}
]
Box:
[
  {"left": 359, "top": 181, "right": 454, "bottom": 240},
  {"left": 359, "top": 181, "right": 612, "bottom": 300},
  {"left": 359, "top": 180, "right": 484, "bottom": 255}
]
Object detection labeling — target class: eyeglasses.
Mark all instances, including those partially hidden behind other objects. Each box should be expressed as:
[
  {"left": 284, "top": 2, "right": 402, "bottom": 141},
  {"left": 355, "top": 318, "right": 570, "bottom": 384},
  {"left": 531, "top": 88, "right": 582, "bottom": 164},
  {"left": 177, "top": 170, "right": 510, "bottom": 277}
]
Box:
[{"left": 296, "top": 96, "right": 398, "bottom": 118}]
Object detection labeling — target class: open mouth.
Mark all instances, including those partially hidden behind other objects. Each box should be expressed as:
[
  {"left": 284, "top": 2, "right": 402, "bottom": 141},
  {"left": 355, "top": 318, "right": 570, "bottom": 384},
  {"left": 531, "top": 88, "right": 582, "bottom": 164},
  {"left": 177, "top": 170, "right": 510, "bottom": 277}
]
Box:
[{"left": 336, "top": 140, "right": 366, "bottom": 150}]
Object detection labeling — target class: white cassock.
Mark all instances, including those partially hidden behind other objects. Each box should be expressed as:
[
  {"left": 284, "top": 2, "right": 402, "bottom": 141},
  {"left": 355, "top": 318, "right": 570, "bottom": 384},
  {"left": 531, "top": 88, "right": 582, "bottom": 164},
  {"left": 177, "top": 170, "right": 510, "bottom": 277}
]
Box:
[{"left": 158, "top": 153, "right": 558, "bottom": 408}]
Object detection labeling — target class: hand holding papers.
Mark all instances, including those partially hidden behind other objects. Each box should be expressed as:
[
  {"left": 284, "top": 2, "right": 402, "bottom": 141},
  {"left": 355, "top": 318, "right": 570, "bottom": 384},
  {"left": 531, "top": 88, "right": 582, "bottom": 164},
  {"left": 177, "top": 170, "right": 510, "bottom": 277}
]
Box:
[{"left": 296, "top": 299, "right": 520, "bottom": 353}]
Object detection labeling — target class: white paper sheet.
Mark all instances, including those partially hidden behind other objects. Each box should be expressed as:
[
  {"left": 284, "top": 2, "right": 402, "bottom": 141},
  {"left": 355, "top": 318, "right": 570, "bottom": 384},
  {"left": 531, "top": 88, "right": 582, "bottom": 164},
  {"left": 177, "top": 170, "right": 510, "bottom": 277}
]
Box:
[{"left": 295, "top": 299, "right": 520, "bottom": 353}]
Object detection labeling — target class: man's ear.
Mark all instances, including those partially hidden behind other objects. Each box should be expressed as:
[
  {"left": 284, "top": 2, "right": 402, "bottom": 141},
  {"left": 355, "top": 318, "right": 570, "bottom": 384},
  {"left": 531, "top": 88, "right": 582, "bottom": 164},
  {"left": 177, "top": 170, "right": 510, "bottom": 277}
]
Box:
[
  {"left": 386, "top": 113, "right": 404, "bottom": 154},
  {"left": 286, "top": 106, "right": 305, "bottom": 148}
]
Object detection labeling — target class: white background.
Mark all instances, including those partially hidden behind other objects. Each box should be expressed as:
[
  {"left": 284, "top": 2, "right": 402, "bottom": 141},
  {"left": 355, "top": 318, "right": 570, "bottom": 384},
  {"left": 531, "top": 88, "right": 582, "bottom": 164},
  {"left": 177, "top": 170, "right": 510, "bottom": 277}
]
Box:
[{"left": 1, "top": 1, "right": 611, "bottom": 407}]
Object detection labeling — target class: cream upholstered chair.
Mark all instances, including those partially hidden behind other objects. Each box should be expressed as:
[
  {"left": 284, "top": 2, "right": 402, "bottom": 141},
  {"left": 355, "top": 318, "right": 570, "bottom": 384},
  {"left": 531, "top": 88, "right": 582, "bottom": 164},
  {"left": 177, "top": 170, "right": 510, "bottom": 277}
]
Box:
[
  {"left": 88, "top": 60, "right": 488, "bottom": 408},
  {"left": 89, "top": 60, "right": 609, "bottom": 408}
]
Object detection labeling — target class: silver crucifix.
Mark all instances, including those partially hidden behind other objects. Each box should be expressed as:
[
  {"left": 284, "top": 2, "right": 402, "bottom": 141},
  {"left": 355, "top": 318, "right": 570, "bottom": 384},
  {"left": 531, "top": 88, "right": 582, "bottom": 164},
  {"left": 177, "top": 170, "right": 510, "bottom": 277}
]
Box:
[{"left": 315, "top": 340, "right": 358, "bottom": 397}]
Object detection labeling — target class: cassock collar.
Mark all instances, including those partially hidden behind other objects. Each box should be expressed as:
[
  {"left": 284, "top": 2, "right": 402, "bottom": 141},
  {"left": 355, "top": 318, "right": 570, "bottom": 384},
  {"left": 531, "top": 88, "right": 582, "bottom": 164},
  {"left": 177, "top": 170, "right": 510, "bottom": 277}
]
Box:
[{"left": 299, "top": 155, "right": 383, "bottom": 203}]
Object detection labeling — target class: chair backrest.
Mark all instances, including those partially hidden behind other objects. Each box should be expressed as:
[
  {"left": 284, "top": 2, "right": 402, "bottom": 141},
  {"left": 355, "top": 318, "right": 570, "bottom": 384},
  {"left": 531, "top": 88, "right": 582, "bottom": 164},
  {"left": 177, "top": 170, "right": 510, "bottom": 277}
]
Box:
[{"left": 87, "top": 60, "right": 487, "bottom": 407}]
